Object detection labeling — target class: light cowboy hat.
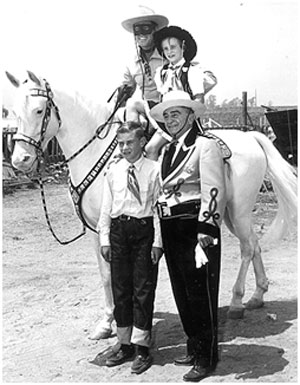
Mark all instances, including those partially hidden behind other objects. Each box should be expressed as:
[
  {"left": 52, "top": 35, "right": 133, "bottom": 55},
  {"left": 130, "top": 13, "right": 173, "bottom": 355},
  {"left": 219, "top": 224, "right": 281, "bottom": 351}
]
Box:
[
  {"left": 150, "top": 90, "right": 206, "bottom": 122},
  {"left": 121, "top": 5, "right": 169, "bottom": 33}
]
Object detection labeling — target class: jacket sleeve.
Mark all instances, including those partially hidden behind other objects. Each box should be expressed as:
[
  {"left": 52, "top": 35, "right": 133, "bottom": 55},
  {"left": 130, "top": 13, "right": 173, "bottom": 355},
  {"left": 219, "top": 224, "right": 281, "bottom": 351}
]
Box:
[
  {"left": 122, "top": 65, "right": 137, "bottom": 94},
  {"left": 188, "top": 64, "right": 217, "bottom": 96},
  {"left": 197, "top": 139, "right": 226, "bottom": 237},
  {"left": 203, "top": 70, "right": 217, "bottom": 94}
]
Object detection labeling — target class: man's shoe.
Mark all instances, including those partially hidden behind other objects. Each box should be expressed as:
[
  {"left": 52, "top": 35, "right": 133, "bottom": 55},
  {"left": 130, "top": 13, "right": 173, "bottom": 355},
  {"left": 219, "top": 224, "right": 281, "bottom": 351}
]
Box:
[
  {"left": 105, "top": 344, "right": 135, "bottom": 367},
  {"left": 174, "top": 354, "right": 195, "bottom": 366},
  {"left": 131, "top": 354, "right": 153, "bottom": 374},
  {"left": 183, "top": 362, "right": 217, "bottom": 382}
]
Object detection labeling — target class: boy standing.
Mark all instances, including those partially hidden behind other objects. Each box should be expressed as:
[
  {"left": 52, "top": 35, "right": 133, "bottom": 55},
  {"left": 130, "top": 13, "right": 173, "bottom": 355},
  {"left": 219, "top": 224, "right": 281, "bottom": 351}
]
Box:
[{"left": 97, "top": 121, "right": 163, "bottom": 374}]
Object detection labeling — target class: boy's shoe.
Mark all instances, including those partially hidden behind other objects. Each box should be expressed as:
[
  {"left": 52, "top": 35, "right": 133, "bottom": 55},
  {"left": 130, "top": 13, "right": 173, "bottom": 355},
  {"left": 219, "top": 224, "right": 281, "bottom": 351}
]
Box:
[
  {"left": 131, "top": 354, "right": 153, "bottom": 374},
  {"left": 105, "top": 344, "right": 135, "bottom": 367}
]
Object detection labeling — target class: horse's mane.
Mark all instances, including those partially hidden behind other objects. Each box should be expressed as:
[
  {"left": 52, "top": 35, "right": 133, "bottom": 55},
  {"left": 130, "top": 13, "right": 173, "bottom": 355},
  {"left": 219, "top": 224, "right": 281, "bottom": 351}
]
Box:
[
  {"left": 22, "top": 72, "right": 111, "bottom": 127},
  {"left": 51, "top": 84, "right": 111, "bottom": 129}
]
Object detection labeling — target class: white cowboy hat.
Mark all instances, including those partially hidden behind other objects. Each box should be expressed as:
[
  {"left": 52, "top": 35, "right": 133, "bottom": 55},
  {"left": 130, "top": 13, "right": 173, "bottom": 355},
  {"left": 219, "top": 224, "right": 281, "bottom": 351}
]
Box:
[
  {"left": 121, "top": 5, "right": 169, "bottom": 33},
  {"left": 150, "top": 91, "right": 206, "bottom": 122}
]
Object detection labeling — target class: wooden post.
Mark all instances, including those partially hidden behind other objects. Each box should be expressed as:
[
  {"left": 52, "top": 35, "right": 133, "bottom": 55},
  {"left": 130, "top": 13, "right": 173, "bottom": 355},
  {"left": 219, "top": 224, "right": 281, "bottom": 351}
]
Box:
[{"left": 242, "top": 91, "right": 247, "bottom": 128}]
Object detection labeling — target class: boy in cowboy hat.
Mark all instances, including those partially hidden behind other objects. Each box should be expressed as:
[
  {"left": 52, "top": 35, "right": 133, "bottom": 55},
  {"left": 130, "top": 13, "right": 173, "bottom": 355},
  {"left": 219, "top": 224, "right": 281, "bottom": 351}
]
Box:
[
  {"left": 117, "top": 5, "right": 170, "bottom": 141},
  {"left": 150, "top": 90, "right": 226, "bottom": 382},
  {"left": 145, "top": 25, "right": 217, "bottom": 160}
]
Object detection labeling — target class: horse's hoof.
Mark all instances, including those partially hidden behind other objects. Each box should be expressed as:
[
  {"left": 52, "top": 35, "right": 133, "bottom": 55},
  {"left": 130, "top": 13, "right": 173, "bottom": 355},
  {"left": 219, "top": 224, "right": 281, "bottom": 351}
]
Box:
[
  {"left": 246, "top": 298, "right": 264, "bottom": 310},
  {"left": 89, "top": 326, "right": 112, "bottom": 340},
  {"left": 227, "top": 306, "right": 245, "bottom": 319}
]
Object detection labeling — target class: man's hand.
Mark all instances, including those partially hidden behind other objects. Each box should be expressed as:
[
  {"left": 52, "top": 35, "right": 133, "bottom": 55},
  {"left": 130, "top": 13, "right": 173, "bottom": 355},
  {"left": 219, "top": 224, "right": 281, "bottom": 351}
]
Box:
[
  {"left": 101, "top": 246, "right": 112, "bottom": 263},
  {"left": 116, "top": 84, "right": 135, "bottom": 105},
  {"left": 151, "top": 247, "right": 164, "bottom": 265},
  {"left": 197, "top": 233, "right": 215, "bottom": 248}
]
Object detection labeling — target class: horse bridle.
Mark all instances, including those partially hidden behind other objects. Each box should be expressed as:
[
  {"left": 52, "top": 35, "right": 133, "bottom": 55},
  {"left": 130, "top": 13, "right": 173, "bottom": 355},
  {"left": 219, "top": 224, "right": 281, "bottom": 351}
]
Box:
[
  {"left": 13, "top": 81, "right": 89, "bottom": 245},
  {"left": 14, "top": 79, "right": 124, "bottom": 245},
  {"left": 13, "top": 81, "right": 62, "bottom": 157}
]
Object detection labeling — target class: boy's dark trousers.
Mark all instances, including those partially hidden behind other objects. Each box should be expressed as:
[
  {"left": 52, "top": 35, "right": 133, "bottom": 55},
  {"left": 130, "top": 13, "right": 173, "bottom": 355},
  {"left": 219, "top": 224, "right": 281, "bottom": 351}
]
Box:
[{"left": 109, "top": 215, "right": 158, "bottom": 345}]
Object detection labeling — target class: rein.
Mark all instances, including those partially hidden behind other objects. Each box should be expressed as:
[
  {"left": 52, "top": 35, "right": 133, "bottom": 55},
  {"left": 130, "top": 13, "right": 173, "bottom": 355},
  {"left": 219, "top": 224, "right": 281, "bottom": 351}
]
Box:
[{"left": 16, "top": 79, "right": 124, "bottom": 244}]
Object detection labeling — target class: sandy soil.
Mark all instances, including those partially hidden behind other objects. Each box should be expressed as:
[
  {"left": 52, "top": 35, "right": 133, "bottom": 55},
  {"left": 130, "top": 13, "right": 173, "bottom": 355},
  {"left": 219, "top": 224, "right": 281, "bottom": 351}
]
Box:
[{"left": 2, "top": 183, "right": 297, "bottom": 382}]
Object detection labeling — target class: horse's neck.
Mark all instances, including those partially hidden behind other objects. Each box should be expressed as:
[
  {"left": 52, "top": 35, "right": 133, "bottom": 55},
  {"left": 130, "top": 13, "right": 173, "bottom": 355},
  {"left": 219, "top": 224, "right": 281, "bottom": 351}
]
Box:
[{"left": 54, "top": 89, "right": 116, "bottom": 185}]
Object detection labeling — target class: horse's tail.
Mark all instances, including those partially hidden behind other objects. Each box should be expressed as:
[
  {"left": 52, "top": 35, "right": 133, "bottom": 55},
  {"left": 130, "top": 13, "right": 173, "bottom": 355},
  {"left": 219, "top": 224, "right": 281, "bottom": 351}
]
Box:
[{"left": 249, "top": 131, "right": 297, "bottom": 241}]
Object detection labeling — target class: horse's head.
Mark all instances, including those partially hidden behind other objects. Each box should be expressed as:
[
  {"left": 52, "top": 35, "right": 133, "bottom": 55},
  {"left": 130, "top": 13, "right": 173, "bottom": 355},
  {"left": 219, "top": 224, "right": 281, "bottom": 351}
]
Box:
[{"left": 6, "top": 70, "right": 61, "bottom": 173}]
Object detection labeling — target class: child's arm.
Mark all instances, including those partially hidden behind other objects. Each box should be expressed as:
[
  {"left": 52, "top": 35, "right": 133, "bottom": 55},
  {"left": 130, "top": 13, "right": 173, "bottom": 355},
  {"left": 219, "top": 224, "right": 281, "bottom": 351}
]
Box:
[{"left": 97, "top": 172, "right": 113, "bottom": 260}]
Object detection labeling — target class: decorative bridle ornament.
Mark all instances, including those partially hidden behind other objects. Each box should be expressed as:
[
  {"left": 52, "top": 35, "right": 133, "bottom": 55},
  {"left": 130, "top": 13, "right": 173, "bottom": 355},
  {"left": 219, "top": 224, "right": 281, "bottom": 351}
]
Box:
[{"left": 15, "top": 79, "right": 124, "bottom": 244}]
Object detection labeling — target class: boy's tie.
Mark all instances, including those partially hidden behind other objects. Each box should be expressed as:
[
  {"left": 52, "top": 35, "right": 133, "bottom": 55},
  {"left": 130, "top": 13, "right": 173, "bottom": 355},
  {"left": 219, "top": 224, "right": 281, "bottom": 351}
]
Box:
[{"left": 127, "top": 165, "right": 142, "bottom": 205}]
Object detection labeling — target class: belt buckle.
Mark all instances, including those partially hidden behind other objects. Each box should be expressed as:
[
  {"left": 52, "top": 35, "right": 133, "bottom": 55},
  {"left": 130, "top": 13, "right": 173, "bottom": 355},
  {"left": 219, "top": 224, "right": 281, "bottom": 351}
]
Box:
[{"left": 157, "top": 202, "right": 171, "bottom": 218}]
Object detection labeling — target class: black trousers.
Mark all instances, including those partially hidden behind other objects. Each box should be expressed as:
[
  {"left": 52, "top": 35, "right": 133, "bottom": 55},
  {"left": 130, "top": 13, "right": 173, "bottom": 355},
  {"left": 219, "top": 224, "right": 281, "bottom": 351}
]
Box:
[
  {"left": 160, "top": 217, "right": 221, "bottom": 365},
  {"left": 110, "top": 216, "right": 158, "bottom": 332}
]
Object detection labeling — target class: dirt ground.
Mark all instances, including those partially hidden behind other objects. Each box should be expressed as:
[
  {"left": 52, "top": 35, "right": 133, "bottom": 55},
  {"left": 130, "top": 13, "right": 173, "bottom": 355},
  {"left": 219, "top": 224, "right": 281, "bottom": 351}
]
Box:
[{"left": 2, "top": 182, "right": 298, "bottom": 383}]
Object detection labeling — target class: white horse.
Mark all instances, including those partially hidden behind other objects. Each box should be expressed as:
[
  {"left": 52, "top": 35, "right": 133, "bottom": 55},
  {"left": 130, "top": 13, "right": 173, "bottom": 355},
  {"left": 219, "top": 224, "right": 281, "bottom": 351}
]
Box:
[{"left": 6, "top": 71, "right": 297, "bottom": 339}]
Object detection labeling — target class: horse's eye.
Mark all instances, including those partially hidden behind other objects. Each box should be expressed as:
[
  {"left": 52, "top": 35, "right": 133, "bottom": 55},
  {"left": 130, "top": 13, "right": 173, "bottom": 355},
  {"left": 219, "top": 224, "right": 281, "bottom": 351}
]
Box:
[{"left": 36, "top": 109, "right": 43, "bottom": 115}]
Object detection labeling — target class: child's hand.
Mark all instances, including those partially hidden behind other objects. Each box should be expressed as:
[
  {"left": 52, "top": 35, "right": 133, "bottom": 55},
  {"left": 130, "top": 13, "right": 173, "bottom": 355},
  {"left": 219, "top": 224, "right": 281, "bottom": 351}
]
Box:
[
  {"left": 101, "top": 246, "right": 111, "bottom": 263},
  {"left": 151, "top": 247, "right": 163, "bottom": 265}
]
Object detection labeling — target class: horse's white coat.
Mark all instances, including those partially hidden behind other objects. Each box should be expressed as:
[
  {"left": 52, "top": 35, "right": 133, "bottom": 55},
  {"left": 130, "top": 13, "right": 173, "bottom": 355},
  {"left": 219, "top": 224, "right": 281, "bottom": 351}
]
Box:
[{"left": 7, "top": 71, "right": 297, "bottom": 336}]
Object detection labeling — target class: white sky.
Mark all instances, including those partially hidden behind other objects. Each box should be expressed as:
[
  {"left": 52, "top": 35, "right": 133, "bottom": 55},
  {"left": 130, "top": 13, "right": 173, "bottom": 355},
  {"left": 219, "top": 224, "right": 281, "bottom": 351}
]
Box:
[{"left": 1, "top": 0, "right": 298, "bottom": 107}]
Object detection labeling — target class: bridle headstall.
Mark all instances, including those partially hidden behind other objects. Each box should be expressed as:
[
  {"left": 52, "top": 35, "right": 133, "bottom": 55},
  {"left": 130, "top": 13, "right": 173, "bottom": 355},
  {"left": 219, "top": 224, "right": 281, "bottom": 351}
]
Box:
[{"left": 14, "top": 80, "right": 122, "bottom": 245}]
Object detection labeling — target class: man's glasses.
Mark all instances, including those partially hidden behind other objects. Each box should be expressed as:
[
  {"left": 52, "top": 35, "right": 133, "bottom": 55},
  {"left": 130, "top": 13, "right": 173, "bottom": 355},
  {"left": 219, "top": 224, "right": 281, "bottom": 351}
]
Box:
[{"left": 133, "top": 23, "right": 155, "bottom": 36}]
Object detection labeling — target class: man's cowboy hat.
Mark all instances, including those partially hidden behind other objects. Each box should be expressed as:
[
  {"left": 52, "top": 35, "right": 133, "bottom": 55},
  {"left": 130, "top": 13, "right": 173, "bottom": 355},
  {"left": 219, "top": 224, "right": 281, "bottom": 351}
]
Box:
[
  {"left": 121, "top": 5, "right": 169, "bottom": 33},
  {"left": 154, "top": 26, "right": 197, "bottom": 62},
  {"left": 150, "top": 90, "right": 206, "bottom": 122}
]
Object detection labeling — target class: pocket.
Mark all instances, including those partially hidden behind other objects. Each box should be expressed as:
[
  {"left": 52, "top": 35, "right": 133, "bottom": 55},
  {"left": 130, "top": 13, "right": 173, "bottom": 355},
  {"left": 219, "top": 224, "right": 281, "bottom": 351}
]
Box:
[{"left": 139, "top": 180, "right": 154, "bottom": 204}]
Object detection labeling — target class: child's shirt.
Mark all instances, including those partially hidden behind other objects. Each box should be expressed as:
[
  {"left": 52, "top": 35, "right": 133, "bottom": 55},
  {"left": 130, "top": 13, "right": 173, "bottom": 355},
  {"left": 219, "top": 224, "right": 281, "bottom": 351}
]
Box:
[
  {"left": 97, "top": 155, "right": 162, "bottom": 248},
  {"left": 154, "top": 59, "right": 217, "bottom": 97}
]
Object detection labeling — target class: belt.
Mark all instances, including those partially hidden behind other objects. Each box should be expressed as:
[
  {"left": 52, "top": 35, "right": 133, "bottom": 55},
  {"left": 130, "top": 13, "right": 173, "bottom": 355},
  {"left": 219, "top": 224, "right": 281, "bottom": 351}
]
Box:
[
  {"left": 157, "top": 200, "right": 201, "bottom": 219},
  {"left": 113, "top": 215, "right": 153, "bottom": 224}
]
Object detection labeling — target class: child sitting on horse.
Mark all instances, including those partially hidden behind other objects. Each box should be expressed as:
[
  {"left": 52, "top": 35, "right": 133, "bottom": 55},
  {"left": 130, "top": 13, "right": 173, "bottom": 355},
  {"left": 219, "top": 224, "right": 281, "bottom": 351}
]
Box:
[{"left": 145, "top": 25, "right": 217, "bottom": 160}]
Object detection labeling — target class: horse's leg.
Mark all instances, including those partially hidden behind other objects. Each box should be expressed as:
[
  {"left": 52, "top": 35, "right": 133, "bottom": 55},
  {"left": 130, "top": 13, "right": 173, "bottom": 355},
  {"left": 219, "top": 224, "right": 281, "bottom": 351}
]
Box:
[
  {"left": 224, "top": 211, "right": 268, "bottom": 319},
  {"left": 89, "top": 232, "right": 114, "bottom": 340},
  {"left": 245, "top": 240, "right": 269, "bottom": 310}
]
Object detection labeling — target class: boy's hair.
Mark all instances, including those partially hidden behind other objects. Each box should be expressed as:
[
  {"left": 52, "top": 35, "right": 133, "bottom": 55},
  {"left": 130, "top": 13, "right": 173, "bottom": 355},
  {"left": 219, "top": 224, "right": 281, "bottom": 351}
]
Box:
[{"left": 117, "top": 121, "right": 145, "bottom": 140}]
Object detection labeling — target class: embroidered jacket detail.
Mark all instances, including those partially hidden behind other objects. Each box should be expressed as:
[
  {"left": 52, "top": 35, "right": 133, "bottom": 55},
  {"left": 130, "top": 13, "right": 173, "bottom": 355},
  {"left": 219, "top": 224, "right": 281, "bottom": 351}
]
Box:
[
  {"left": 164, "top": 178, "right": 185, "bottom": 200},
  {"left": 202, "top": 187, "right": 220, "bottom": 226}
]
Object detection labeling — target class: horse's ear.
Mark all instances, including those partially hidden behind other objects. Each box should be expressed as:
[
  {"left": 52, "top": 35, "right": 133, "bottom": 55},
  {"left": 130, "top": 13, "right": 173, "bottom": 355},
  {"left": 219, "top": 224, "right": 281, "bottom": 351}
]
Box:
[
  {"left": 5, "top": 71, "right": 20, "bottom": 88},
  {"left": 27, "top": 70, "right": 41, "bottom": 86}
]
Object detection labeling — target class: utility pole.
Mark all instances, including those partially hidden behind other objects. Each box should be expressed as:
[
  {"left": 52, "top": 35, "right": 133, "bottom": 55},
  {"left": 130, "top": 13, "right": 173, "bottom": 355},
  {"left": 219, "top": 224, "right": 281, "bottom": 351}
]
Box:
[{"left": 242, "top": 91, "right": 247, "bottom": 127}]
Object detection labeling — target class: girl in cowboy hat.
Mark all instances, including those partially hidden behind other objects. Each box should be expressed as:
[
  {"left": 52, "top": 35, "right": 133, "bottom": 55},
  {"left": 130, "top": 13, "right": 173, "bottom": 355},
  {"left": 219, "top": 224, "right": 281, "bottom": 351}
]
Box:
[
  {"left": 117, "top": 5, "right": 170, "bottom": 140},
  {"left": 153, "top": 25, "right": 217, "bottom": 100},
  {"left": 144, "top": 26, "right": 217, "bottom": 160}
]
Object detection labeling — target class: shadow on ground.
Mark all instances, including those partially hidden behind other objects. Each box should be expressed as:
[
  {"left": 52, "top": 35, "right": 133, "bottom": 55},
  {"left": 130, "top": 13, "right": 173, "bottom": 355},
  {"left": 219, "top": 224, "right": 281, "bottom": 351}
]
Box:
[{"left": 146, "top": 299, "right": 296, "bottom": 379}]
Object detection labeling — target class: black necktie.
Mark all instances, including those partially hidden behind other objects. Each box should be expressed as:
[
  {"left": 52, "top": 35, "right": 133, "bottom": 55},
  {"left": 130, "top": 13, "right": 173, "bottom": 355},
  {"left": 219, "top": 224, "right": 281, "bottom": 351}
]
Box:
[
  {"left": 162, "top": 141, "right": 178, "bottom": 179},
  {"left": 169, "top": 64, "right": 181, "bottom": 71},
  {"left": 127, "top": 165, "right": 142, "bottom": 205}
]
